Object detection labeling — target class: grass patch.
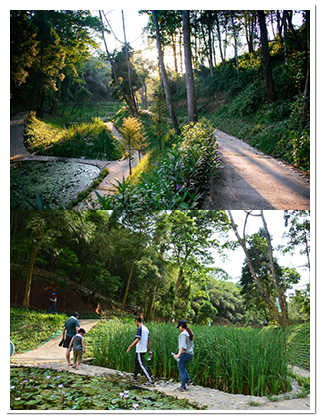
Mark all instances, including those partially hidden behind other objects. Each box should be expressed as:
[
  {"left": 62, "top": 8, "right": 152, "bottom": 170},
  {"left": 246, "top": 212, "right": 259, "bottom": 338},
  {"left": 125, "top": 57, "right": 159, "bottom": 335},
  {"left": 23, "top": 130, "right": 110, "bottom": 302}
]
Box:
[
  {"left": 10, "top": 308, "right": 67, "bottom": 353},
  {"left": 285, "top": 323, "right": 310, "bottom": 370},
  {"left": 24, "top": 113, "right": 122, "bottom": 161}
]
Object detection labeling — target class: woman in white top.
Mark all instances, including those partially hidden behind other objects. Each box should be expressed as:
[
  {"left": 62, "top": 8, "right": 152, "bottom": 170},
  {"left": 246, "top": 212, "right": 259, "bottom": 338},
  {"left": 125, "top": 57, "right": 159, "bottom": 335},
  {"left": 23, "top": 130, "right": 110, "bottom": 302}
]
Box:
[{"left": 174, "top": 320, "right": 194, "bottom": 391}]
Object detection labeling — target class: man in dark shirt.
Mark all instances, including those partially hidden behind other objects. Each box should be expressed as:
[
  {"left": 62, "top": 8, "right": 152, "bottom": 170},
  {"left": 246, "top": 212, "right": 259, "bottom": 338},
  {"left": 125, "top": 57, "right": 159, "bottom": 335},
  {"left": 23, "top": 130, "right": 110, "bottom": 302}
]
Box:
[{"left": 62, "top": 312, "right": 80, "bottom": 366}]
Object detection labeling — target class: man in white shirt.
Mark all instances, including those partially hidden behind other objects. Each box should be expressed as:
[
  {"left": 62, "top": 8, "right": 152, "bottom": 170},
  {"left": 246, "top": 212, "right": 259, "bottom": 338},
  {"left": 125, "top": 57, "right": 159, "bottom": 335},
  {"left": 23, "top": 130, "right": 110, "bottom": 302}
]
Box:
[{"left": 127, "top": 317, "right": 154, "bottom": 386}]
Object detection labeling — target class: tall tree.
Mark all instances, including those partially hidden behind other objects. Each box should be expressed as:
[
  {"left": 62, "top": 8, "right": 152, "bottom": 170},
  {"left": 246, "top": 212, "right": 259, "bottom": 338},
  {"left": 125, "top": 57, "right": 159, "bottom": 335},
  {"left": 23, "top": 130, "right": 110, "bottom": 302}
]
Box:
[
  {"left": 10, "top": 10, "right": 100, "bottom": 116},
  {"left": 230, "top": 11, "right": 239, "bottom": 74},
  {"left": 257, "top": 10, "right": 273, "bottom": 102},
  {"left": 228, "top": 210, "right": 289, "bottom": 329},
  {"left": 99, "top": 10, "right": 135, "bottom": 115},
  {"left": 182, "top": 10, "right": 198, "bottom": 123},
  {"left": 121, "top": 10, "right": 138, "bottom": 116},
  {"left": 152, "top": 10, "right": 180, "bottom": 135}
]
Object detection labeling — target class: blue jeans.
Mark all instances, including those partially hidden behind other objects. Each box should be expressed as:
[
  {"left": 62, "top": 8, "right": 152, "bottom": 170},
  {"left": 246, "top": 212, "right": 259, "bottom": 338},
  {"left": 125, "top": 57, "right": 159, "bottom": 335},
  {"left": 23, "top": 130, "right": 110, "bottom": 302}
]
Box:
[
  {"left": 49, "top": 303, "right": 56, "bottom": 314},
  {"left": 178, "top": 353, "right": 193, "bottom": 387}
]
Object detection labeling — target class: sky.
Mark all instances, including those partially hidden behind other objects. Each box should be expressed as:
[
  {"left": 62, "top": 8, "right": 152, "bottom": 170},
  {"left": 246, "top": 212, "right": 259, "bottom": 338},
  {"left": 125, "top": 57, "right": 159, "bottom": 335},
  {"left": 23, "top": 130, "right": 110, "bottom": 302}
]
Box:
[{"left": 93, "top": 9, "right": 305, "bottom": 68}]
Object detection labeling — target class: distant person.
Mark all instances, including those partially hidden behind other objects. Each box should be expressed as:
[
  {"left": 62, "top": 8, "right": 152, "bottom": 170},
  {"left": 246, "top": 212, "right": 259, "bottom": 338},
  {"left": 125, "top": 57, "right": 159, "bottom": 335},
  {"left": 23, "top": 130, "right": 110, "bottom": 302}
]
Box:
[
  {"left": 174, "top": 320, "right": 194, "bottom": 391},
  {"left": 68, "top": 328, "right": 86, "bottom": 370},
  {"left": 48, "top": 292, "right": 57, "bottom": 314},
  {"left": 127, "top": 317, "right": 154, "bottom": 386},
  {"left": 62, "top": 312, "right": 80, "bottom": 366}
]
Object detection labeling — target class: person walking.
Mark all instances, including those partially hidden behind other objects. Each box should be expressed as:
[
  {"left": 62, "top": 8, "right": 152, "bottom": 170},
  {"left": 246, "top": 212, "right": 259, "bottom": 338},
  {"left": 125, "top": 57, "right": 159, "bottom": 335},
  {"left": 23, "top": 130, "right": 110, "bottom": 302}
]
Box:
[
  {"left": 48, "top": 292, "right": 57, "bottom": 314},
  {"left": 127, "top": 317, "right": 154, "bottom": 386},
  {"left": 68, "top": 328, "right": 86, "bottom": 370},
  {"left": 62, "top": 312, "right": 80, "bottom": 366},
  {"left": 174, "top": 320, "right": 194, "bottom": 391}
]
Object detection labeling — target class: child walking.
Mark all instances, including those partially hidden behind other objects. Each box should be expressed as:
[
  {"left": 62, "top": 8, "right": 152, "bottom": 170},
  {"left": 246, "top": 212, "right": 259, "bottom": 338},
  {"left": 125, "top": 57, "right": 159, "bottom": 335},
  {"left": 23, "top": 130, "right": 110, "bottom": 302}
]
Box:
[{"left": 68, "top": 328, "right": 86, "bottom": 370}]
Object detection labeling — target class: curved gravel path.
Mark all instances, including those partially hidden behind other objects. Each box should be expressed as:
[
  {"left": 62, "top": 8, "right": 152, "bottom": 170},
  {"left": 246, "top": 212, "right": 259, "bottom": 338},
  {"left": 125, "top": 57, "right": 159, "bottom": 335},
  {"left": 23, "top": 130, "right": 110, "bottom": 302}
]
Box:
[
  {"left": 11, "top": 320, "right": 311, "bottom": 411},
  {"left": 202, "top": 130, "right": 310, "bottom": 210}
]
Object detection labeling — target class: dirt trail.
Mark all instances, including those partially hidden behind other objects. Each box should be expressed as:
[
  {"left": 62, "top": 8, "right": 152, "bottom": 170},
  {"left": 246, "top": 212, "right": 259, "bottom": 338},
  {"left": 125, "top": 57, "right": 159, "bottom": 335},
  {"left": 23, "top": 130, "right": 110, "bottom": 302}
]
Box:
[{"left": 202, "top": 130, "right": 310, "bottom": 210}]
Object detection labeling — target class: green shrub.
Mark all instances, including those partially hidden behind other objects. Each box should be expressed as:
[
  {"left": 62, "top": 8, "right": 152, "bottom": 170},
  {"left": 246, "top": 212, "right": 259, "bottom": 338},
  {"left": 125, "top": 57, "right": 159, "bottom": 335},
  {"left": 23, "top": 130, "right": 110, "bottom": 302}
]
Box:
[{"left": 23, "top": 113, "right": 122, "bottom": 160}]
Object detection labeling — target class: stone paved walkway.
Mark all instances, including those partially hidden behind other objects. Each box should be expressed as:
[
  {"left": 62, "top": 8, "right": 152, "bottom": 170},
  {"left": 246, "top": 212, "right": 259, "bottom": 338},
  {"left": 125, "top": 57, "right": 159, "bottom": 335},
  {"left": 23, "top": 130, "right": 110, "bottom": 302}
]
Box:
[{"left": 11, "top": 319, "right": 311, "bottom": 411}]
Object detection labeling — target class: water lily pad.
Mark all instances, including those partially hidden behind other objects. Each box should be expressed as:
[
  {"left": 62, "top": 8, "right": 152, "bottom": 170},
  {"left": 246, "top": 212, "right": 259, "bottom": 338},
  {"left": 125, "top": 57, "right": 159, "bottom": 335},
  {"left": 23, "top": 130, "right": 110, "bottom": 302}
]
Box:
[{"left": 10, "top": 161, "right": 100, "bottom": 209}]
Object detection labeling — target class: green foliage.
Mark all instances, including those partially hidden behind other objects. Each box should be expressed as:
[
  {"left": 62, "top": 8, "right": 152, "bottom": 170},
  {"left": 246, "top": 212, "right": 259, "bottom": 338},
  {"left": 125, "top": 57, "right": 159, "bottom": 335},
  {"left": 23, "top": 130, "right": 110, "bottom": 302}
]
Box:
[
  {"left": 10, "top": 308, "right": 67, "bottom": 352},
  {"left": 91, "top": 321, "right": 291, "bottom": 397},
  {"left": 23, "top": 112, "right": 122, "bottom": 160},
  {"left": 10, "top": 367, "right": 197, "bottom": 410},
  {"left": 239, "top": 228, "right": 300, "bottom": 322},
  {"left": 10, "top": 10, "right": 101, "bottom": 116},
  {"left": 98, "top": 118, "right": 220, "bottom": 210},
  {"left": 197, "top": 301, "right": 218, "bottom": 324},
  {"left": 285, "top": 323, "right": 310, "bottom": 370}
]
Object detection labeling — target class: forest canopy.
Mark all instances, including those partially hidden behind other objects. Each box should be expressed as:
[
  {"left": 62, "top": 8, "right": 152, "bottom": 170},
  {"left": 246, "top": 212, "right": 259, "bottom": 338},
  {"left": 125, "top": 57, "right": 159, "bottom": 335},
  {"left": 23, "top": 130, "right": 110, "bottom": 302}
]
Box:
[{"left": 11, "top": 210, "right": 310, "bottom": 326}]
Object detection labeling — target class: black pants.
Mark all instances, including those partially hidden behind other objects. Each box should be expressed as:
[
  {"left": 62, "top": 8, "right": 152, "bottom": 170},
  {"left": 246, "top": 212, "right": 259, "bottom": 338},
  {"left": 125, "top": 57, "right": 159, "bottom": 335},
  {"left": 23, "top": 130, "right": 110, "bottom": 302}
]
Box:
[{"left": 134, "top": 352, "right": 153, "bottom": 382}]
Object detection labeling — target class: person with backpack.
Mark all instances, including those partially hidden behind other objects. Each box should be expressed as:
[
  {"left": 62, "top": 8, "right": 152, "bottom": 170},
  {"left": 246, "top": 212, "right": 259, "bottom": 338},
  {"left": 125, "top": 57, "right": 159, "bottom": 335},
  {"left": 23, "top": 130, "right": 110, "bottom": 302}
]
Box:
[
  {"left": 62, "top": 312, "right": 80, "bottom": 366},
  {"left": 174, "top": 320, "right": 194, "bottom": 391}
]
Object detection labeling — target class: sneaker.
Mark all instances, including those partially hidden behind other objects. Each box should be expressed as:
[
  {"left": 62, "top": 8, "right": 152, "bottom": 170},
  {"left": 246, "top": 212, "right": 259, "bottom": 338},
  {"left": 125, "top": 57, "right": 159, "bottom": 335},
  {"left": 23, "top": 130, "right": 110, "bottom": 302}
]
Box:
[
  {"left": 176, "top": 386, "right": 187, "bottom": 391},
  {"left": 144, "top": 381, "right": 155, "bottom": 387},
  {"left": 186, "top": 380, "right": 193, "bottom": 386},
  {"left": 131, "top": 377, "right": 138, "bottom": 382}
]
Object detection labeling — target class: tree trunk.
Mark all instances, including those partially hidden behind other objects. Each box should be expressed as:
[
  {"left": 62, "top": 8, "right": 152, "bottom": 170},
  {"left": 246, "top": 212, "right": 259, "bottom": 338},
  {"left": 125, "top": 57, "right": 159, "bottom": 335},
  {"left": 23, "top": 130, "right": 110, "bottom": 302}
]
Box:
[
  {"left": 121, "top": 11, "right": 138, "bottom": 116},
  {"left": 175, "top": 267, "right": 184, "bottom": 297},
  {"left": 227, "top": 211, "right": 282, "bottom": 325},
  {"left": 260, "top": 211, "right": 289, "bottom": 328},
  {"left": 257, "top": 10, "right": 273, "bottom": 102},
  {"left": 182, "top": 10, "right": 198, "bottom": 123},
  {"left": 22, "top": 247, "right": 37, "bottom": 308},
  {"left": 283, "top": 11, "right": 288, "bottom": 65},
  {"left": 207, "top": 23, "right": 214, "bottom": 75},
  {"left": 121, "top": 244, "right": 140, "bottom": 309},
  {"left": 230, "top": 11, "right": 239, "bottom": 74},
  {"left": 215, "top": 15, "right": 225, "bottom": 65},
  {"left": 152, "top": 11, "right": 180, "bottom": 135},
  {"left": 171, "top": 33, "right": 178, "bottom": 74}
]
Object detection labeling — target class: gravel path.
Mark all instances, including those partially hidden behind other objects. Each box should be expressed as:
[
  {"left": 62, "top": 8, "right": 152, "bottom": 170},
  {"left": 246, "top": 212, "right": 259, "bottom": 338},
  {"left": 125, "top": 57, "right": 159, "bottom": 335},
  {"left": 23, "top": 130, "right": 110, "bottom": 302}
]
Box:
[
  {"left": 202, "top": 130, "right": 310, "bottom": 210},
  {"left": 11, "top": 320, "right": 311, "bottom": 411},
  {"left": 10, "top": 112, "right": 29, "bottom": 160}
]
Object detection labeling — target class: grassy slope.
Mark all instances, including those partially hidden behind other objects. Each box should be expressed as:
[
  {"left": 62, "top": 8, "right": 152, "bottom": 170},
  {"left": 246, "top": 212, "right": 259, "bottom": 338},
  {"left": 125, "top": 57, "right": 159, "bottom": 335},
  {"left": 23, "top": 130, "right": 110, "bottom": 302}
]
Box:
[{"left": 285, "top": 323, "right": 310, "bottom": 370}]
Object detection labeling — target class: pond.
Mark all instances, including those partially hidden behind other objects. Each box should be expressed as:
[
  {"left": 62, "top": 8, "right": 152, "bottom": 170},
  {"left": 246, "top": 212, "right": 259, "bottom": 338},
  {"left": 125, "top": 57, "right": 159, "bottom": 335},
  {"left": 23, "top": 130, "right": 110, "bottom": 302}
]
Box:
[
  {"left": 10, "top": 367, "right": 199, "bottom": 410},
  {"left": 11, "top": 160, "right": 100, "bottom": 209}
]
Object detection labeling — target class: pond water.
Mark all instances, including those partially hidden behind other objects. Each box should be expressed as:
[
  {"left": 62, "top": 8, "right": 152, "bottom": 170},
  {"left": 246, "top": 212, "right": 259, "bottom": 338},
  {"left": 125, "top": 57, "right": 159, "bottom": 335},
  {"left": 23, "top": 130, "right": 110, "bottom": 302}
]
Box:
[{"left": 11, "top": 160, "right": 100, "bottom": 209}]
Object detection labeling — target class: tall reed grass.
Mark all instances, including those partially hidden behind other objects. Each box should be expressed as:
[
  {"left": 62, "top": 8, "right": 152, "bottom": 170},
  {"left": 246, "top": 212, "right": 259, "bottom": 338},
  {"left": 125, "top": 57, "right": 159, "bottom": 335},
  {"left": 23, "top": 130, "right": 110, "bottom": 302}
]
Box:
[{"left": 90, "top": 320, "right": 291, "bottom": 397}]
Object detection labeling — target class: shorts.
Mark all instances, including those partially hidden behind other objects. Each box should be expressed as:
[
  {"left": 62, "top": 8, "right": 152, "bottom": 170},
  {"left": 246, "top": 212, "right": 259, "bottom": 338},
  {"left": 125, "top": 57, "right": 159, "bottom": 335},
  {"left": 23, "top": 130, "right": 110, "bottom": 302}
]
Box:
[
  {"left": 73, "top": 350, "right": 83, "bottom": 363},
  {"left": 63, "top": 335, "right": 73, "bottom": 348}
]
